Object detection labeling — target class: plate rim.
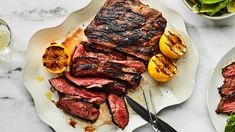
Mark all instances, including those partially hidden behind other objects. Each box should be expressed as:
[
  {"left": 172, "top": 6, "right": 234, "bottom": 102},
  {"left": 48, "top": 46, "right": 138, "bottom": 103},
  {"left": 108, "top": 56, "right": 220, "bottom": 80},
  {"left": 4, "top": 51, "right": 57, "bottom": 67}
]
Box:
[{"left": 207, "top": 46, "right": 235, "bottom": 132}]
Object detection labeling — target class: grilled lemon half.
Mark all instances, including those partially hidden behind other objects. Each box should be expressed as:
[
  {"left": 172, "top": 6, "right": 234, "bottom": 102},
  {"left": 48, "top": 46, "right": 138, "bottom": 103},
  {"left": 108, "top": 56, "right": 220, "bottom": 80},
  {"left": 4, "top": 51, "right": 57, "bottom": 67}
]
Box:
[
  {"left": 148, "top": 54, "right": 177, "bottom": 82},
  {"left": 159, "top": 31, "right": 186, "bottom": 59},
  {"left": 42, "top": 43, "right": 70, "bottom": 73}
]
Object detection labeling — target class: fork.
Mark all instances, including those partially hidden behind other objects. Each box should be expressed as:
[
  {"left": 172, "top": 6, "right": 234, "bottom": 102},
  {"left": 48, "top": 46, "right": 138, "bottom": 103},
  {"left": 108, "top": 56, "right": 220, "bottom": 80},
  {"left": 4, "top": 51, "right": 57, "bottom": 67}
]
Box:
[{"left": 142, "top": 88, "right": 161, "bottom": 132}]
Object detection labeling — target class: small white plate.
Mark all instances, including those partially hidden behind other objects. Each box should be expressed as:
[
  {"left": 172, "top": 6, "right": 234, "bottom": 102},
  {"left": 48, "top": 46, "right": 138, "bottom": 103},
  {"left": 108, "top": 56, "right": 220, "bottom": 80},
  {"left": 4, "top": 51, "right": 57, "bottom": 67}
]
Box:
[
  {"left": 207, "top": 47, "right": 235, "bottom": 132},
  {"left": 23, "top": 0, "right": 199, "bottom": 131}
]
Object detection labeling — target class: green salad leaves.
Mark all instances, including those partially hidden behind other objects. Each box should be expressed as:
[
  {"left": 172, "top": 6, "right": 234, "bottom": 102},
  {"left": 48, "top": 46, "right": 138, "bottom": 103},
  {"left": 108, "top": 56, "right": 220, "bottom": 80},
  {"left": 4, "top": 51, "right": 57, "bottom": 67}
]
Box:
[
  {"left": 225, "top": 114, "right": 235, "bottom": 132},
  {"left": 187, "top": 0, "right": 235, "bottom": 16}
]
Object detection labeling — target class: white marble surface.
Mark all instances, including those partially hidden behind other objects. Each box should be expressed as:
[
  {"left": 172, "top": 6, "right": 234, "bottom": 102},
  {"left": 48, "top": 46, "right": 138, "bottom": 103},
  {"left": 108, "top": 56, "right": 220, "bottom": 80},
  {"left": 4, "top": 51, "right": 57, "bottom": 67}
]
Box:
[{"left": 0, "top": 0, "right": 235, "bottom": 131}]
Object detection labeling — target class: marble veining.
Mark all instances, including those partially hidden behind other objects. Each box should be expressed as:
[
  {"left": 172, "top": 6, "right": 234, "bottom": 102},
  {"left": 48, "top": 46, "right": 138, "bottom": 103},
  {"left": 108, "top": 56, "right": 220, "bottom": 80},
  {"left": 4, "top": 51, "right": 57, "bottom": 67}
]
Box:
[{"left": 0, "top": 0, "right": 235, "bottom": 132}]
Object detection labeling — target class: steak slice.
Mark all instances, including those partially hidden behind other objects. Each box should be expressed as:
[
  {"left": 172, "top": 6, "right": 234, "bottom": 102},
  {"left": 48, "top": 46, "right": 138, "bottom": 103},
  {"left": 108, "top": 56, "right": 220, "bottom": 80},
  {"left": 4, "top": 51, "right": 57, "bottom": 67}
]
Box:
[
  {"left": 57, "top": 97, "right": 99, "bottom": 122},
  {"left": 216, "top": 93, "right": 235, "bottom": 114},
  {"left": 222, "top": 62, "right": 235, "bottom": 77},
  {"left": 64, "top": 71, "right": 127, "bottom": 95},
  {"left": 82, "top": 41, "right": 127, "bottom": 60},
  {"left": 70, "top": 57, "right": 142, "bottom": 87},
  {"left": 224, "top": 76, "right": 235, "bottom": 83},
  {"left": 64, "top": 71, "right": 113, "bottom": 88},
  {"left": 219, "top": 80, "right": 235, "bottom": 96},
  {"left": 49, "top": 77, "right": 106, "bottom": 105},
  {"left": 72, "top": 42, "right": 126, "bottom": 61},
  {"left": 84, "top": 0, "right": 167, "bottom": 61},
  {"left": 107, "top": 94, "right": 129, "bottom": 129}
]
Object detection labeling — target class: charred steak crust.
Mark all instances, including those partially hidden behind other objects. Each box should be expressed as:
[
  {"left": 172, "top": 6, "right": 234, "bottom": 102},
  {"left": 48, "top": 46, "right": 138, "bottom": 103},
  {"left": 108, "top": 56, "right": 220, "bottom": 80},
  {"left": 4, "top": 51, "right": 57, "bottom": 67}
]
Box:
[
  {"left": 57, "top": 97, "right": 100, "bottom": 122},
  {"left": 70, "top": 57, "right": 142, "bottom": 87},
  {"left": 107, "top": 94, "right": 129, "bottom": 129},
  {"left": 216, "top": 93, "right": 235, "bottom": 114},
  {"left": 84, "top": 0, "right": 167, "bottom": 61}
]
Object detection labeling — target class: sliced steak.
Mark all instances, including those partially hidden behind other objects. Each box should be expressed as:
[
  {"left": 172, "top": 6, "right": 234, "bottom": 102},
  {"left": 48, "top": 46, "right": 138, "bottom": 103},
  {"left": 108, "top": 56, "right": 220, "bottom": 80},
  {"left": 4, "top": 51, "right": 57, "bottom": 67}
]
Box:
[
  {"left": 84, "top": 0, "right": 167, "bottom": 61},
  {"left": 107, "top": 94, "right": 129, "bottom": 129},
  {"left": 57, "top": 97, "right": 99, "bottom": 122},
  {"left": 72, "top": 42, "right": 126, "bottom": 61},
  {"left": 224, "top": 76, "right": 235, "bottom": 83},
  {"left": 216, "top": 93, "right": 235, "bottom": 114},
  {"left": 70, "top": 57, "right": 142, "bottom": 87},
  {"left": 64, "top": 71, "right": 127, "bottom": 95},
  {"left": 64, "top": 71, "right": 113, "bottom": 88},
  {"left": 219, "top": 80, "right": 235, "bottom": 96},
  {"left": 222, "top": 62, "right": 235, "bottom": 77},
  {"left": 82, "top": 41, "right": 126, "bottom": 60},
  {"left": 49, "top": 77, "right": 106, "bottom": 105}
]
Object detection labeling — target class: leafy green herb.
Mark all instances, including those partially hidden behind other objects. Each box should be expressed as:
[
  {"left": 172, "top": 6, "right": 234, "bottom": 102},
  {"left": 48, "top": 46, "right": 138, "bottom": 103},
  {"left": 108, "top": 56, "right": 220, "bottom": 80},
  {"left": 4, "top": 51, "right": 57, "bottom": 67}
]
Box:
[
  {"left": 225, "top": 114, "right": 235, "bottom": 132},
  {"left": 186, "top": 0, "right": 235, "bottom": 16}
]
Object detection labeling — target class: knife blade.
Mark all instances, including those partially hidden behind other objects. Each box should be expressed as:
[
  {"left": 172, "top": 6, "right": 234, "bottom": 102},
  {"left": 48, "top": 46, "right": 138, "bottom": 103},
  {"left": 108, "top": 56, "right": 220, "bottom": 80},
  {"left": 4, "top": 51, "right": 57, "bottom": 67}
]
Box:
[{"left": 126, "top": 95, "right": 177, "bottom": 132}]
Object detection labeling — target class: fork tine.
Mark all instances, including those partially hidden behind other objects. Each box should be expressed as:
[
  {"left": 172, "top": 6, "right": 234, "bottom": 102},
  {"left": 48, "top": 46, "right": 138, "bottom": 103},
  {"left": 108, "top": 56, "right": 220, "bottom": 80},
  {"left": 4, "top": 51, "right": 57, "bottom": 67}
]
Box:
[
  {"left": 143, "top": 89, "right": 160, "bottom": 132},
  {"left": 142, "top": 89, "right": 154, "bottom": 125},
  {"left": 149, "top": 89, "right": 159, "bottom": 124}
]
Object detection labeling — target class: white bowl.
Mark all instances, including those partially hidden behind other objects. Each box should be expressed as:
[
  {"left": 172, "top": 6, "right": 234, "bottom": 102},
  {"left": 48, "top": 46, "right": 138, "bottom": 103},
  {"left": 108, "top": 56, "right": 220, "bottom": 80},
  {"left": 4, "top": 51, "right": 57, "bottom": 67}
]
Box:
[{"left": 183, "top": 0, "right": 235, "bottom": 20}]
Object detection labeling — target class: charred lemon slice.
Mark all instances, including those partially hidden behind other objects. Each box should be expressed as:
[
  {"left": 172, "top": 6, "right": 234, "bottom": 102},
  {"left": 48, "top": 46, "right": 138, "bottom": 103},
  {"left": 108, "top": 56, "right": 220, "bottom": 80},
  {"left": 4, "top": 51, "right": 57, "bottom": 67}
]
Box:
[
  {"left": 159, "top": 31, "right": 186, "bottom": 59},
  {"left": 42, "top": 43, "right": 70, "bottom": 73},
  {"left": 148, "top": 54, "right": 177, "bottom": 82}
]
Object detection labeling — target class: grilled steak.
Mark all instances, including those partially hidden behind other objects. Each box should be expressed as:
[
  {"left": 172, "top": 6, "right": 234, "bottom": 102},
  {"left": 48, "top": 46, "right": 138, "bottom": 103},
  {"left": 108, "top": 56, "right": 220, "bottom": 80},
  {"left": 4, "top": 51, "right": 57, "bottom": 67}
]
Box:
[
  {"left": 70, "top": 57, "right": 142, "bottom": 87},
  {"left": 219, "top": 80, "right": 235, "bottom": 96},
  {"left": 57, "top": 97, "right": 100, "bottom": 122},
  {"left": 49, "top": 77, "right": 106, "bottom": 105},
  {"left": 72, "top": 42, "right": 126, "bottom": 61},
  {"left": 64, "top": 71, "right": 127, "bottom": 95},
  {"left": 216, "top": 93, "right": 235, "bottom": 114},
  {"left": 82, "top": 41, "right": 127, "bottom": 60},
  {"left": 107, "top": 94, "right": 129, "bottom": 129},
  {"left": 222, "top": 62, "right": 235, "bottom": 77},
  {"left": 84, "top": 0, "right": 167, "bottom": 61},
  {"left": 64, "top": 71, "right": 113, "bottom": 88}
]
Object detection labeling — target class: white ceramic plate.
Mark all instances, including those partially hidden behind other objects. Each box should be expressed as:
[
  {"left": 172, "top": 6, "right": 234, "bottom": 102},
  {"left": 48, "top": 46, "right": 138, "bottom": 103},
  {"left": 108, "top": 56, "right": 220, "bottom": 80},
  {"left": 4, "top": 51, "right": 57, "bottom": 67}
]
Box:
[
  {"left": 23, "top": 0, "right": 199, "bottom": 131},
  {"left": 207, "top": 47, "right": 235, "bottom": 132}
]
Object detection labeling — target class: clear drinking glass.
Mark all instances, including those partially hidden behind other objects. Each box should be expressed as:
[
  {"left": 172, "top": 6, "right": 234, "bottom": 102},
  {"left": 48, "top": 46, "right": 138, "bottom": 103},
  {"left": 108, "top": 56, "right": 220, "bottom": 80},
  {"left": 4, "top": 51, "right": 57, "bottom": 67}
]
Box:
[{"left": 0, "top": 19, "right": 12, "bottom": 76}]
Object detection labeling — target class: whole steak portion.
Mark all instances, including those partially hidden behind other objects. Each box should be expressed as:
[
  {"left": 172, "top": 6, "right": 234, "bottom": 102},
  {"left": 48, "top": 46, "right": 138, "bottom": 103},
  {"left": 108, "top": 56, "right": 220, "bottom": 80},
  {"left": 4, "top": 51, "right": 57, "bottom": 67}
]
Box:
[{"left": 84, "top": 0, "right": 167, "bottom": 61}]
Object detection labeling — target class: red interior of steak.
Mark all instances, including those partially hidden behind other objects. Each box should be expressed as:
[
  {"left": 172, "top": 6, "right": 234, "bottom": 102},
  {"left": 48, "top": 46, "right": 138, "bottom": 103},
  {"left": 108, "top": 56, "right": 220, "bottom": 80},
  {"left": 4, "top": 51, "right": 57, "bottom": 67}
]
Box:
[
  {"left": 57, "top": 97, "right": 100, "bottom": 122},
  {"left": 222, "top": 62, "right": 235, "bottom": 77},
  {"left": 49, "top": 77, "right": 106, "bottom": 105},
  {"left": 70, "top": 57, "right": 142, "bottom": 87},
  {"left": 216, "top": 93, "right": 235, "bottom": 114},
  {"left": 64, "top": 71, "right": 127, "bottom": 95},
  {"left": 64, "top": 71, "right": 113, "bottom": 88},
  {"left": 219, "top": 80, "right": 235, "bottom": 96},
  {"left": 107, "top": 94, "right": 129, "bottom": 129}
]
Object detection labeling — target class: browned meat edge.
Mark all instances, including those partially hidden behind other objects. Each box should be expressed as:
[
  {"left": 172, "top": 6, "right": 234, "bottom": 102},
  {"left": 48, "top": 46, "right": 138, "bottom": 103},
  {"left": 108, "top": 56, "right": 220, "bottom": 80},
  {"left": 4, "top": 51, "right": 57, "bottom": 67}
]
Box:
[
  {"left": 57, "top": 97, "right": 100, "bottom": 122},
  {"left": 216, "top": 93, "right": 235, "bottom": 114},
  {"left": 107, "top": 93, "right": 129, "bottom": 129}
]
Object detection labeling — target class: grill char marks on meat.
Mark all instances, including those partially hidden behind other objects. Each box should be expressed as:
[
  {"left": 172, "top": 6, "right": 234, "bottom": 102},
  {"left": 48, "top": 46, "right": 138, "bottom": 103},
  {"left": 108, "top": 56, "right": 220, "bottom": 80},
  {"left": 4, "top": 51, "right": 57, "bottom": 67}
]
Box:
[
  {"left": 222, "top": 62, "right": 235, "bottom": 77},
  {"left": 107, "top": 94, "right": 129, "bottom": 129},
  {"left": 84, "top": 0, "right": 167, "bottom": 61},
  {"left": 219, "top": 80, "right": 235, "bottom": 97},
  {"left": 49, "top": 77, "right": 106, "bottom": 105},
  {"left": 72, "top": 42, "right": 126, "bottom": 61},
  {"left": 57, "top": 97, "right": 100, "bottom": 122},
  {"left": 64, "top": 71, "right": 127, "bottom": 95},
  {"left": 216, "top": 93, "right": 235, "bottom": 114},
  {"left": 70, "top": 57, "right": 142, "bottom": 87}
]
